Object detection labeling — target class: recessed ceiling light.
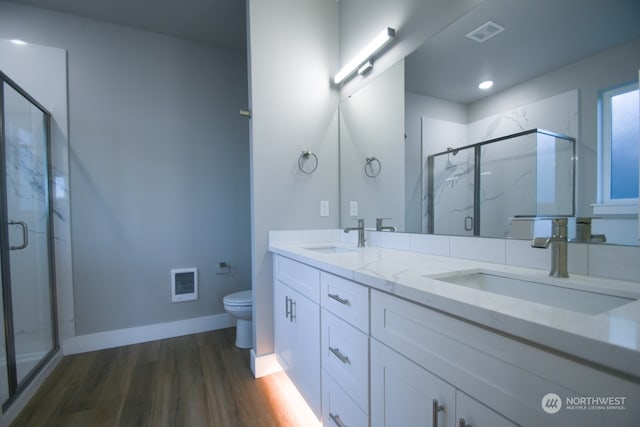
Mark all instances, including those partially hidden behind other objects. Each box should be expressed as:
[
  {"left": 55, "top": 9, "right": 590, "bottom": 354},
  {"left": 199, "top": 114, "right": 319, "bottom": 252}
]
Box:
[{"left": 479, "top": 80, "right": 494, "bottom": 90}]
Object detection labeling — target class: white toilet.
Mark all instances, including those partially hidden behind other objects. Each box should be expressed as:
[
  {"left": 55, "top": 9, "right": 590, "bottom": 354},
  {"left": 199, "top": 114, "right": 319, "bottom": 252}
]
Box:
[{"left": 223, "top": 290, "right": 253, "bottom": 348}]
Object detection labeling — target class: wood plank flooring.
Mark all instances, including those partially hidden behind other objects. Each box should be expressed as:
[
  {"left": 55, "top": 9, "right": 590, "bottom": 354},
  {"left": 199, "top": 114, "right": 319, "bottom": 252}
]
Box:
[{"left": 11, "top": 328, "right": 303, "bottom": 427}]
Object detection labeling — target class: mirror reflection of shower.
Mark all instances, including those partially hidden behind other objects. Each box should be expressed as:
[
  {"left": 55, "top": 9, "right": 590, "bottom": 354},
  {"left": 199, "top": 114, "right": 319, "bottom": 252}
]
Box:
[{"left": 428, "top": 129, "right": 575, "bottom": 238}]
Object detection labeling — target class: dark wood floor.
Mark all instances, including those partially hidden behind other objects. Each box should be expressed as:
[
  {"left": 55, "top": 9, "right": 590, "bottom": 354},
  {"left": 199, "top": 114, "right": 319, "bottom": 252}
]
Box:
[{"left": 11, "top": 328, "right": 304, "bottom": 427}]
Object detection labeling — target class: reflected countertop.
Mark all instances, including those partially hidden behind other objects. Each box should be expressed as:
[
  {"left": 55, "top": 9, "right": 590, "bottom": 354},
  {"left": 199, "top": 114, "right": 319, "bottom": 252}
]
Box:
[{"left": 269, "top": 239, "right": 640, "bottom": 380}]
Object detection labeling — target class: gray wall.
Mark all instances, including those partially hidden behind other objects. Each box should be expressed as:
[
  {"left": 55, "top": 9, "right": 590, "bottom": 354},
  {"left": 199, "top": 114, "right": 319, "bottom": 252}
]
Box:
[
  {"left": 0, "top": 2, "right": 251, "bottom": 335},
  {"left": 247, "top": 0, "right": 339, "bottom": 356}
]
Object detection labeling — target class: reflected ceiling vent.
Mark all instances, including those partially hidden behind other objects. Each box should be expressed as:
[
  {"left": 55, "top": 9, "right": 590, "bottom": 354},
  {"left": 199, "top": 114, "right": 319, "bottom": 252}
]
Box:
[{"left": 466, "top": 21, "right": 505, "bottom": 43}]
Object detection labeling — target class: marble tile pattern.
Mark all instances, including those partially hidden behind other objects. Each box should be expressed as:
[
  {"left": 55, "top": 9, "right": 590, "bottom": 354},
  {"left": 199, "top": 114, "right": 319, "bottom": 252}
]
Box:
[{"left": 270, "top": 229, "right": 640, "bottom": 378}]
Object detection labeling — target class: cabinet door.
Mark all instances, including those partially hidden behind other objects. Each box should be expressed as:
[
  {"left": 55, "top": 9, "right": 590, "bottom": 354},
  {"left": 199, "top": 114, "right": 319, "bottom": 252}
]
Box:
[
  {"left": 274, "top": 280, "right": 321, "bottom": 418},
  {"left": 456, "top": 390, "right": 518, "bottom": 427},
  {"left": 371, "top": 339, "right": 455, "bottom": 427}
]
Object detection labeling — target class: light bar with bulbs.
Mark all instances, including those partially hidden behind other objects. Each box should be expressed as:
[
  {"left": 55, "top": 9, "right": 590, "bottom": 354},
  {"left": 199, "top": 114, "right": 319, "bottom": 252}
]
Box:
[{"left": 333, "top": 27, "right": 396, "bottom": 85}]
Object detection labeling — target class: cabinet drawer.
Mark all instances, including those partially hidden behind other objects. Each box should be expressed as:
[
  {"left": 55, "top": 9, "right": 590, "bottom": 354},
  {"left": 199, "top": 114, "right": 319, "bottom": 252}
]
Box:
[
  {"left": 322, "top": 371, "right": 368, "bottom": 427},
  {"left": 320, "top": 271, "right": 369, "bottom": 332},
  {"left": 321, "top": 309, "right": 369, "bottom": 412},
  {"left": 275, "top": 255, "right": 320, "bottom": 303}
]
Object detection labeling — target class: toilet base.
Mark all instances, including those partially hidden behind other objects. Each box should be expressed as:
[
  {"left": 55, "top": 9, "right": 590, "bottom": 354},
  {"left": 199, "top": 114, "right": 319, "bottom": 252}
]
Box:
[{"left": 234, "top": 318, "right": 253, "bottom": 349}]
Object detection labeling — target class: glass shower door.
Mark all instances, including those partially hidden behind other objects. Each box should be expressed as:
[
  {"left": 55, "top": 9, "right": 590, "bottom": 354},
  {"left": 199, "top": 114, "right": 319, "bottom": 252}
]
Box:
[{"left": 1, "top": 80, "right": 56, "bottom": 395}]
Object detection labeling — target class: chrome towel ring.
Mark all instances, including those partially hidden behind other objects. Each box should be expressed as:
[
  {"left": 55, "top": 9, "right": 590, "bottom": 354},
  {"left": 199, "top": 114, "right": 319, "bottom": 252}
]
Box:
[
  {"left": 298, "top": 150, "right": 318, "bottom": 174},
  {"left": 365, "top": 156, "right": 381, "bottom": 178}
]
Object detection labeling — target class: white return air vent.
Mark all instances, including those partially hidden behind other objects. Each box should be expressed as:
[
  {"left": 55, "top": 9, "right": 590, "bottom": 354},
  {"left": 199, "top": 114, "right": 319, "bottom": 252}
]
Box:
[{"left": 466, "top": 21, "right": 505, "bottom": 43}]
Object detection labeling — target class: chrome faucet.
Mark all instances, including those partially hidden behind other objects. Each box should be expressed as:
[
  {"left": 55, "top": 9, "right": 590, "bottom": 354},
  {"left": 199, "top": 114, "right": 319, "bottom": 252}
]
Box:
[
  {"left": 531, "top": 218, "right": 569, "bottom": 278},
  {"left": 376, "top": 217, "right": 396, "bottom": 232},
  {"left": 344, "top": 218, "right": 366, "bottom": 247}
]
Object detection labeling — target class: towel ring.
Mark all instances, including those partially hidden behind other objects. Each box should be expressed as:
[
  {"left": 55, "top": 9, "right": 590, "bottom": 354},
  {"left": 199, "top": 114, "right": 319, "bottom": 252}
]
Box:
[
  {"left": 364, "top": 156, "right": 382, "bottom": 178},
  {"left": 298, "top": 150, "right": 318, "bottom": 174}
]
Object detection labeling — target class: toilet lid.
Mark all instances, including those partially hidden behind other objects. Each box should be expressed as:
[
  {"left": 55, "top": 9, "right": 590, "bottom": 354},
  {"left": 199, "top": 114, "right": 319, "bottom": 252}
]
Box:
[{"left": 224, "top": 290, "right": 252, "bottom": 306}]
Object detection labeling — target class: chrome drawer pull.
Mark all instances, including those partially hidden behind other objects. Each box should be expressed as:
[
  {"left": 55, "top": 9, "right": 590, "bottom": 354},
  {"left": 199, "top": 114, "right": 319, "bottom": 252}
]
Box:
[
  {"left": 328, "top": 293, "right": 350, "bottom": 306},
  {"left": 432, "top": 399, "right": 445, "bottom": 427},
  {"left": 329, "top": 346, "right": 350, "bottom": 364},
  {"left": 285, "top": 296, "right": 291, "bottom": 319},
  {"left": 290, "top": 299, "right": 296, "bottom": 322},
  {"left": 329, "top": 412, "right": 348, "bottom": 427}
]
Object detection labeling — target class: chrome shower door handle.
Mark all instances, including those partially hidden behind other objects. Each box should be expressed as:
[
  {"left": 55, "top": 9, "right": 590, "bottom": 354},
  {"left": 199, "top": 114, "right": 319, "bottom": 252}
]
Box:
[
  {"left": 9, "top": 221, "right": 28, "bottom": 250},
  {"left": 464, "top": 216, "right": 473, "bottom": 231}
]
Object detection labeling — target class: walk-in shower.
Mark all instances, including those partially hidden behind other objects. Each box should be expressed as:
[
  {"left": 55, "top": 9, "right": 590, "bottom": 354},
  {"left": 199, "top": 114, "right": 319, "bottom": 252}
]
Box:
[{"left": 0, "top": 71, "right": 58, "bottom": 410}]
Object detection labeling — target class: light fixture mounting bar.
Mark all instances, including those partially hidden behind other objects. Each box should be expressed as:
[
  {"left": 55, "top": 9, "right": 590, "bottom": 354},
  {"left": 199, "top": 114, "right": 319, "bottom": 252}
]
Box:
[{"left": 334, "top": 27, "right": 396, "bottom": 84}]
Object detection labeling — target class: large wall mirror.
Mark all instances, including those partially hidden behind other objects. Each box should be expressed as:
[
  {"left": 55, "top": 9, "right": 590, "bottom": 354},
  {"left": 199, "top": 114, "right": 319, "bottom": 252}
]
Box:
[{"left": 339, "top": 0, "right": 640, "bottom": 245}]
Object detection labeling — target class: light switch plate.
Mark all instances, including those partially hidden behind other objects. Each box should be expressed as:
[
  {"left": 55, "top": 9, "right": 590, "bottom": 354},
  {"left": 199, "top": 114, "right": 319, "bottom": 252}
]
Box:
[
  {"left": 350, "top": 201, "right": 358, "bottom": 217},
  {"left": 320, "top": 200, "right": 329, "bottom": 217}
]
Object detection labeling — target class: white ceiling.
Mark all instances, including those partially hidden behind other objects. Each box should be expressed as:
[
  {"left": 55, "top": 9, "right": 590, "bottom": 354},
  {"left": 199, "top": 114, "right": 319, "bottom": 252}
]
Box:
[
  {"left": 405, "top": 0, "right": 640, "bottom": 104},
  {"left": 3, "top": 0, "right": 247, "bottom": 51}
]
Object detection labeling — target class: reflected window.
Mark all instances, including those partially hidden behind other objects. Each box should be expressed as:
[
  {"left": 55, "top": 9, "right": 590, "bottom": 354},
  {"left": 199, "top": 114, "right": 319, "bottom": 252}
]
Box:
[{"left": 599, "top": 82, "right": 639, "bottom": 206}]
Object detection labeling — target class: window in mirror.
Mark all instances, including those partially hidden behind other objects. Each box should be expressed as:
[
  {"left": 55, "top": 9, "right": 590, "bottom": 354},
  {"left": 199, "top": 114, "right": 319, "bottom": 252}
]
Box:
[{"left": 599, "top": 82, "right": 639, "bottom": 211}]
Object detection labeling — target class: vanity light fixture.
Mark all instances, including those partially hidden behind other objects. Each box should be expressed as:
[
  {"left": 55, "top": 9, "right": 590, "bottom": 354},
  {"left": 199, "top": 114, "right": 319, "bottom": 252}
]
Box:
[
  {"left": 10, "top": 39, "right": 27, "bottom": 45},
  {"left": 333, "top": 27, "right": 396, "bottom": 84},
  {"left": 357, "top": 60, "right": 373, "bottom": 76},
  {"left": 478, "top": 80, "right": 494, "bottom": 90}
]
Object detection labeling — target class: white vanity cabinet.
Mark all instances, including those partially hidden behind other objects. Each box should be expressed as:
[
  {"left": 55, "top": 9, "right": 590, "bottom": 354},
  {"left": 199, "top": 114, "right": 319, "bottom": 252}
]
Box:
[
  {"left": 271, "top": 250, "right": 640, "bottom": 427},
  {"left": 273, "top": 255, "right": 321, "bottom": 418},
  {"left": 370, "top": 289, "right": 639, "bottom": 426},
  {"left": 321, "top": 272, "right": 370, "bottom": 427}
]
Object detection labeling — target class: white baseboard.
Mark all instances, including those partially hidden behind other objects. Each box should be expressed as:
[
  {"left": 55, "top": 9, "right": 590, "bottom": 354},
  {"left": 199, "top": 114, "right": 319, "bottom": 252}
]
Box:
[
  {"left": 251, "top": 350, "right": 282, "bottom": 378},
  {"left": 62, "top": 313, "right": 234, "bottom": 355}
]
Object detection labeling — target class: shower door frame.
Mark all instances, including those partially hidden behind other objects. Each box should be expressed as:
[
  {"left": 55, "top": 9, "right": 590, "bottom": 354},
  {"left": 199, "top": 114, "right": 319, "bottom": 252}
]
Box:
[{"left": 0, "top": 71, "right": 59, "bottom": 410}]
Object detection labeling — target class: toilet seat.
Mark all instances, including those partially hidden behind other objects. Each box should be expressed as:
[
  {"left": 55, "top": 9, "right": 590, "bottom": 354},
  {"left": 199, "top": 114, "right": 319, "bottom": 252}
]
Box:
[{"left": 223, "top": 290, "right": 252, "bottom": 308}]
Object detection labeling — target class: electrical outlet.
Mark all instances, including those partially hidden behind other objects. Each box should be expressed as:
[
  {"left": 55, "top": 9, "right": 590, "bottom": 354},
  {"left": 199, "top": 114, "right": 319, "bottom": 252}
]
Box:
[
  {"left": 320, "top": 200, "right": 329, "bottom": 217},
  {"left": 350, "top": 201, "right": 358, "bottom": 217}
]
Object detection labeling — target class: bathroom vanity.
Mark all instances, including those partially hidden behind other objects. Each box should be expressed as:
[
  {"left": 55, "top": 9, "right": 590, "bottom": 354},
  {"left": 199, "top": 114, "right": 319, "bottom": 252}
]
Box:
[{"left": 270, "top": 233, "right": 640, "bottom": 426}]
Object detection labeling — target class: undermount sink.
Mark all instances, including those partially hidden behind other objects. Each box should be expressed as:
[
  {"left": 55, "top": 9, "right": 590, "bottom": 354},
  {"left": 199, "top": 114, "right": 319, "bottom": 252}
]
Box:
[
  {"left": 304, "top": 245, "right": 358, "bottom": 254},
  {"left": 432, "top": 271, "right": 636, "bottom": 315}
]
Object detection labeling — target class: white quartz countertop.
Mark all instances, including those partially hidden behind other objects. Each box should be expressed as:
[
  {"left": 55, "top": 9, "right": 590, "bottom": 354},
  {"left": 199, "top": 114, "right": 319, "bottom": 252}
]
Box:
[{"left": 269, "top": 241, "right": 640, "bottom": 380}]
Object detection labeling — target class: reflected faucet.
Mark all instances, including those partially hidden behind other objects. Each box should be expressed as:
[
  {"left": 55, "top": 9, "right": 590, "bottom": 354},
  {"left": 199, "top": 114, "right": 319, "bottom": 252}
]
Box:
[
  {"left": 531, "top": 218, "right": 569, "bottom": 278},
  {"left": 376, "top": 217, "right": 396, "bottom": 232},
  {"left": 344, "top": 218, "right": 366, "bottom": 247}
]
